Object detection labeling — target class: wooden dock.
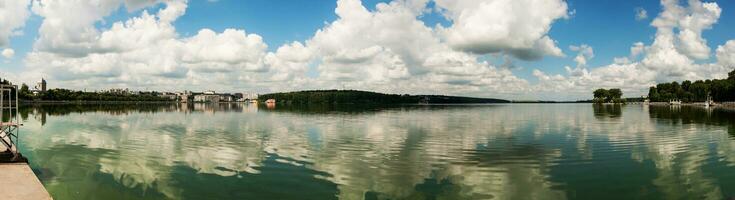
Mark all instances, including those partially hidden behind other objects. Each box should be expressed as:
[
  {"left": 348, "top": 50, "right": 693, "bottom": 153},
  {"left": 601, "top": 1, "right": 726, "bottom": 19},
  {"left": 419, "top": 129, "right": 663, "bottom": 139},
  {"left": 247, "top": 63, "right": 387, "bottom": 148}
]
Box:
[{"left": 0, "top": 163, "right": 52, "bottom": 200}]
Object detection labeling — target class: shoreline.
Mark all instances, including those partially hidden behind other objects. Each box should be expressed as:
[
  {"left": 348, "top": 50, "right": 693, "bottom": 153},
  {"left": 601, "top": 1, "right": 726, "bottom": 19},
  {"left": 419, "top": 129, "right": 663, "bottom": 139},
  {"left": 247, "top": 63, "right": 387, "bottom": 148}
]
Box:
[
  {"left": 644, "top": 101, "right": 735, "bottom": 110},
  {"left": 18, "top": 100, "right": 177, "bottom": 105}
]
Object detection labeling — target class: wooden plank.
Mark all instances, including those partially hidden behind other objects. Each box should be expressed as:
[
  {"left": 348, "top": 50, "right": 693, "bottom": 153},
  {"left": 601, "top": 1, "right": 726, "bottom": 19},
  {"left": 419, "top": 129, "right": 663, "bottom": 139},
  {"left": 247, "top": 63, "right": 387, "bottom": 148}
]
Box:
[{"left": 0, "top": 163, "right": 53, "bottom": 200}]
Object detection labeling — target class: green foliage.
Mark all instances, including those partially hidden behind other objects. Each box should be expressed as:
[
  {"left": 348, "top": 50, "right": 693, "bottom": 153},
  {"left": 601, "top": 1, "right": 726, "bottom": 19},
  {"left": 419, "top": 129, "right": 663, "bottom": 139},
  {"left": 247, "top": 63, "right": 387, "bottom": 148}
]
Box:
[
  {"left": 2, "top": 76, "right": 172, "bottom": 102},
  {"left": 647, "top": 69, "right": 735, "bottom": 102},
  {"left": 36, "top": 89, "right": 171, "bottom": 101},
  {"left": 592, "top": 88, "right": 624, "bottom": 103},
  {"left": 258, "top": 90, "right": 509, "bottom": 105},
  {"left": 19, "top": 84, "right": 32, "bottom": 100},
  {"left": 593, "top": 89, "right": 608, "bottom": 99}
]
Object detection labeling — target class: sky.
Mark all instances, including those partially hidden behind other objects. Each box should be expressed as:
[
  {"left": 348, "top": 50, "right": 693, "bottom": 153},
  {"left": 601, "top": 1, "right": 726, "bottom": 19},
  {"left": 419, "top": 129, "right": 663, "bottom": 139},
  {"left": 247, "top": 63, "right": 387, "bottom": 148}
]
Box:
[{"left": 0, "top": 0, "right": 734, "bottom": 101}]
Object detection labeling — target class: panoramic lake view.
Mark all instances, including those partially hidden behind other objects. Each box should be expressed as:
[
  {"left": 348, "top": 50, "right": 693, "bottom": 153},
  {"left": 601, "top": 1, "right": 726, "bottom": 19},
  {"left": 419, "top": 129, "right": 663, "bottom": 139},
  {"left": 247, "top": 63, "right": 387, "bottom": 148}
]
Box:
[{"left": 14, "top": 103, "right": 735, "bottom": 200}]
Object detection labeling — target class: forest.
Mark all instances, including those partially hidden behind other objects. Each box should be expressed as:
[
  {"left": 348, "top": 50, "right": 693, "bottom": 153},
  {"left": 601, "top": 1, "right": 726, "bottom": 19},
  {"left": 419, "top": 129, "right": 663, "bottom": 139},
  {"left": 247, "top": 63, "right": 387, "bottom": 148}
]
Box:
[
  {"left": 258, "top": 90, "right": 509, "bottom": 104},
  {"left": 647, "top": 69, "right": 735, "bottom": 102}
]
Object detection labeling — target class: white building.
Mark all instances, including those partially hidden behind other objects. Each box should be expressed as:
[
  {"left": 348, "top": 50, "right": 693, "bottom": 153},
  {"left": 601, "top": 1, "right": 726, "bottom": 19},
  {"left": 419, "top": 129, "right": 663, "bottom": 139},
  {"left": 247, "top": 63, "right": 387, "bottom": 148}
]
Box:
[
  {"left": 158, "top": 92, "right": 177, "bottom": 100},
  {"left": 194, "top": 94, "right": 220, "bottom": 103},
  {"left": 240, "top": 92, "right": 259, "bottom": 101},
  {"left": 220, "top": 95, "right": 234, "bottom": 102}
]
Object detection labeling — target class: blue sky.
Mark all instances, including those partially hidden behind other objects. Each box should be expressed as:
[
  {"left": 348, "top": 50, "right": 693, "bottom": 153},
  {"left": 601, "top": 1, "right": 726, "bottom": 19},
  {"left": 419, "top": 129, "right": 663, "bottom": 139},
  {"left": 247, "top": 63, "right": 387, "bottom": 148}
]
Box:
[{"left": 1, "top": 0, "right": 734, "bottom": 100}]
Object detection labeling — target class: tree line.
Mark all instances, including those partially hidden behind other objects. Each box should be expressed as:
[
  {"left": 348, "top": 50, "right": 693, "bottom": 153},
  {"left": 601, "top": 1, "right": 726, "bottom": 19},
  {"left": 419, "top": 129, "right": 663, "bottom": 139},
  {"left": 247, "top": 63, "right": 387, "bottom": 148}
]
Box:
[
  {"left": 648, "top": 69, "right": 735, "bottom": 102},
  {"left": 592, "top": 88, "right": 624, "bottom": 103},
  {"left": 1, "top": 77, "right": 171, "bottom": 102},
  {"left": 258, "top": 90, "right": 509, "bottom": 104},
  {"left": 27, "top": 88, "right": 170, "bottom": 101}
]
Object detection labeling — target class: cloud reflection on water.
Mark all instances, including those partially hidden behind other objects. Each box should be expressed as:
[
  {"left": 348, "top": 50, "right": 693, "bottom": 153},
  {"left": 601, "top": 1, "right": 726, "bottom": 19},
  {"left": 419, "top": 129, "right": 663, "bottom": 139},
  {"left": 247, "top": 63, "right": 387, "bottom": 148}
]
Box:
[{"left": 16, "top": 103, "right": 735, "bottom": 200}]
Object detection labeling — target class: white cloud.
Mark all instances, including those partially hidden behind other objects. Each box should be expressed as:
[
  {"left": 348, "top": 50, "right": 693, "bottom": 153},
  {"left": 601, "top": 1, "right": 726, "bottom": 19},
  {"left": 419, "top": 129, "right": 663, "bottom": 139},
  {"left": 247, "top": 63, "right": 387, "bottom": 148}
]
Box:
[
  {"left": 635, "top": 7, "right": 648, "bottom": 20},
  {"left": 640, "top": 0, "right": 721, "bottom": 78},
  {"left": 13, "top": 0, "right": 563, "bottom": 99},
  {"left": 296, "top": 0, "right": 531, "bottom": 96},
  {"left": 30, "top": 0, "right": 165, "bottom": 57},
  {"left": 182, "top": 29, "right": 268, "bottom": 72},
  {"left": 717, "top": 40, "right": 735, "bottom": 67},
  {"left": 264, "top": 41, "right": 312, "bottom": 82},
  {"left": 0, "top": 0, "right": 31, "bottom": 47},
  {"left": 630, "top": 42, "right": 646, "bottom": 59},
  {"left": 25, "top": 0, "right": 271, "bottom": 91},
  {"left": 10, "top": 0, "right": 735, "bottom": 101},
  {"left": 570, "top": 44, "right": 594, "bottom": 67},
  {"left": 649, "top": 0, "right": 720, "bottom": 61},
  {"left": 434, "top": 0, "right": 567, "bottom": 60},
  {"left": 2, "top": 48, "right": 14, "bottom": 59}
]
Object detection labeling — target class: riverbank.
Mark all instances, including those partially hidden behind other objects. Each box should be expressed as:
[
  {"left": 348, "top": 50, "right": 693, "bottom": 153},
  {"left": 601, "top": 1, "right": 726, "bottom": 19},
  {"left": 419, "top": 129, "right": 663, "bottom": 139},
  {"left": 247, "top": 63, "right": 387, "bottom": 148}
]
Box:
[
  {"left": 18, "top": 100, "right": 176, "bottom": 105},
  {"left": 645, "top": 101, "right": 735, "bottom": 110}
]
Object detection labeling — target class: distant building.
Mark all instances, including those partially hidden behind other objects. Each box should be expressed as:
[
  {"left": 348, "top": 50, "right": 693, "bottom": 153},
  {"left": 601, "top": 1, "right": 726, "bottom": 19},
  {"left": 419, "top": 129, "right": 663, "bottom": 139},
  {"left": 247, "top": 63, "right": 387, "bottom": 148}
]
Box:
[
  {"left": 239, "top": 92, "right": 259, "bottom": 101},
  {"left": 233, "top": 93, "right": 243, "bottom": 100},
  {"left": 158, "top": 92, "right": 177, "bottom": 100},
  {"left": 194, "top": 94, "right": 220, "bottom": 103},
  {"left": 108, "top": 88, "right": 131, "bottom": 94},
  {"left": 177, "top": 91, "right": 192, "bottom": 102},
  {"left": 219, "top": 94, "right": 235, "bottom": 102},
  {"left": 203, "top": 90, "right": 216, "bottom": 95},
  {"left": 35, "top": 78, "right": 47, "bottom": 92}
]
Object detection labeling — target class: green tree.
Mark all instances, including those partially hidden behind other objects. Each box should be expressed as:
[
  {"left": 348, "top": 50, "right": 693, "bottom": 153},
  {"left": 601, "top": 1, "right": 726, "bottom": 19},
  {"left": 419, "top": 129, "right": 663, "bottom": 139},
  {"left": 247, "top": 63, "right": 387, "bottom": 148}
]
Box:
[
  {"left": 648, "top": 87, "right": 659, "bottom": 101},
  {"left": 682, "top": 80, "right": 692, "bottom": 91},
  {"left": 607, "top": 88, "right": 622, "bottom": 102},
  {"left": 20, "top": 84, "right": 28, "bottom": 92},
  {"left": 19, "top": 83, "right": 32, "bottom": 100},
  {"left": 593, "top": 89, "right": 608, "bottom": 100}
]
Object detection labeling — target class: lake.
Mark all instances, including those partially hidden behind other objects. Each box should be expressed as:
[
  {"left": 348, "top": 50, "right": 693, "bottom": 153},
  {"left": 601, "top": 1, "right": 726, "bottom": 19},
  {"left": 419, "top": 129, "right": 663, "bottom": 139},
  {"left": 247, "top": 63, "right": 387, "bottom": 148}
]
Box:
[{"left": 14, "top": 103, "right": 735, "bottom": 200}]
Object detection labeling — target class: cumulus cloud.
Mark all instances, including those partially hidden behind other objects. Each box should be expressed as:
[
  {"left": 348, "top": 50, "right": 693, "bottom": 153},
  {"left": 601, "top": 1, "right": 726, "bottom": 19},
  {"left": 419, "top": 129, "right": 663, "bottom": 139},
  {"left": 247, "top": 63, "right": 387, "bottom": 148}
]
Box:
[
  {"left": 2, "top": 48, "right": 14, "bottom": 59},
  {"left": 0, "top": 0, "right": 31, "bottom": 47},
  {"left": 630, "top": 42, "right": 646, "bottom": 58},
  {"left": 635, "top": 7, "right": 648, "bottom": 20},
  {"left": 434, "top": 0, "right": 567, "bottom": 60},
  {"left": 648, "top": 0, "right": 720, "bottom": 61},
  {"left": 288, "top": 0, "right": 529, "bottom": 95},
  {"left": 717, "top": 40, "right": 735, "bottom": 67},
  {"left": 25, "top": 0, "right": 271, "bottom": 91},
  {"left": 641, "top": 0, "right": 721, "bottom": 77},
  {"left": 570, "top": 44, "right": 594, "bottom": 67},
  {"left": 9, "top": 0, "right": 735, "bottom": 101}
]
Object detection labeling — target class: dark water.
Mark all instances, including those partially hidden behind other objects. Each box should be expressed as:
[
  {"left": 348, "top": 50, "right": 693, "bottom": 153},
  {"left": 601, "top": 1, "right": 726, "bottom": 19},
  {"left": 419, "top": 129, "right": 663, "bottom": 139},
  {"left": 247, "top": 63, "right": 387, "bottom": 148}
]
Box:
[{"left": 14, "top": 103, "right": 735, "bottom": 200}]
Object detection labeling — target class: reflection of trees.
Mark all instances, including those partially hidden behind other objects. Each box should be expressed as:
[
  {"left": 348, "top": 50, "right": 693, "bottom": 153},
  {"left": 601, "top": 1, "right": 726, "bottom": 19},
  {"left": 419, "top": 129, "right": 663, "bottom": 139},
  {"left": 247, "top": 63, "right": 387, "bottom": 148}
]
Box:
[
  {"left": 592, "top": 104, "right": 623, "bottom": 120},
  {"left": 648, "top": 105, "right": 735, "bottom": 127}
]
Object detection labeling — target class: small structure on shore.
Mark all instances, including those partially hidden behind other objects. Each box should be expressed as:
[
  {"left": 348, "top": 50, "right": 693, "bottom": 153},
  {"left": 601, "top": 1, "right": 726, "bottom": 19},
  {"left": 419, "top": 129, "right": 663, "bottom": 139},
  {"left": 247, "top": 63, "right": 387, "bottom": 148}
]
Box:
[
  {"left": 0, "top": 83, "right": 52, "bottom": 199},
  {"left": 0, "top": 83, "right": 24, "bottom": 162},
  {"left": 669, "top": 99, "right": 682, "bottom": 105},
  {"left": 705, "top": 93, "right": 714, "bottom": 108},
  {"left": 265, "top": 99, "right": 276, "bottom": 109}
]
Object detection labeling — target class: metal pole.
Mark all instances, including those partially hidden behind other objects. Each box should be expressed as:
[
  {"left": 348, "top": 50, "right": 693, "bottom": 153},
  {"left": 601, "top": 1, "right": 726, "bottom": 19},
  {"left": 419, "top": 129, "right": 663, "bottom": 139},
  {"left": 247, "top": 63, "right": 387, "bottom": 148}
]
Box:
[
  {"left": 1, "top": 87, "right": 4, "bottom": 123},
  {"left": 15, "top": 85, "right": 19, "bottom": 153}
]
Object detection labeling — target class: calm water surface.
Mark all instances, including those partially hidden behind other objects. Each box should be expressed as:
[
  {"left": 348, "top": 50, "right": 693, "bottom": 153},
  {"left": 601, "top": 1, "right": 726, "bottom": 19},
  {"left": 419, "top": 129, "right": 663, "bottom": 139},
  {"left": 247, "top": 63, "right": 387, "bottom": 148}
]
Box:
[{"left": 15, "top": 103, "right": 735, "bottom": 199}]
